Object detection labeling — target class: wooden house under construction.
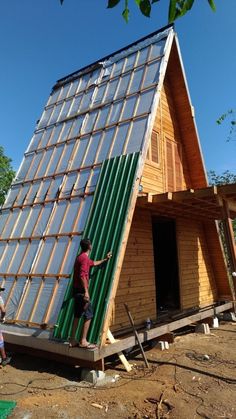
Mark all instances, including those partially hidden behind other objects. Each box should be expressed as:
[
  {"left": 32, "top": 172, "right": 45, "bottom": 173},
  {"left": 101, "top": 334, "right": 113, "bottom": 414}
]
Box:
[{"left": 1, "top": 24, "right": 236, "bottom": 369}]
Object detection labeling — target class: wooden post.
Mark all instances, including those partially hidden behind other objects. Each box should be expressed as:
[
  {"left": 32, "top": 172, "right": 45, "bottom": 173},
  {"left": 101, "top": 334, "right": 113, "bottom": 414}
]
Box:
[{"left": 222, "top": 199, "right": 236, "bottom": 296}]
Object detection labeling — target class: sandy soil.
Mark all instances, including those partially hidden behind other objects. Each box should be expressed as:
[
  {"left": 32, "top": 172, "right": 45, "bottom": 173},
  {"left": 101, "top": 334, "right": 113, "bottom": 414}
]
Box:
[{"left": 1, "top": 322, "right": 236, "bottom": 419}]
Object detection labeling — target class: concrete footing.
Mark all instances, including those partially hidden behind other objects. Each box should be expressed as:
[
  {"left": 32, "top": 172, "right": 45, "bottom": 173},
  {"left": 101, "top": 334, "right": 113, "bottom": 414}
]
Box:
[
  {"left": 211, "top": 317, "right": 219, "bottom": 328},
  {"left": 195, "top": 323, "right": 210, "bottom": 334},
  {"left": 156, "top": 341, "right": 169, "bottom": 350},
  {"left": 81, "top": 369, "right": 106, "bottom": 384}
]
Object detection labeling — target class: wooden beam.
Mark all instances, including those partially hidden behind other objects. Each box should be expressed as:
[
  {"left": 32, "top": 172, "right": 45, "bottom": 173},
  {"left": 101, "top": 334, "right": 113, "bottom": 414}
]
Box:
[
  {"left": 194, "top": 186, "right": 217, "bottom": 199},
  {"left": 5, "top": 342, "right": 104, "bottom": 371},
  {"left": 218, "top": 183, "right": 236, "bottom": 196},
  {"left": 97, "top": 302, "right": 233, "bottom": 360},
  {"left": 152, "top": 192, "right": 173, "bottom": 203},
  {"left": 3, "top": 328, "right": 97, "bottom": 362},
  {"left": 221, "top": 200, "right": 236, "bottom": 296},
  {"left": 171, "top": 189, "right": 195, "bottom": 201}
]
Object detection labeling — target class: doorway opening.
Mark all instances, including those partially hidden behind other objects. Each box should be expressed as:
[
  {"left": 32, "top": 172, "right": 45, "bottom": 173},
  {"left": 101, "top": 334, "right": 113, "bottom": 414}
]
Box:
[{"left": 152, "top": 218, "right": 180, "bottom": 313}]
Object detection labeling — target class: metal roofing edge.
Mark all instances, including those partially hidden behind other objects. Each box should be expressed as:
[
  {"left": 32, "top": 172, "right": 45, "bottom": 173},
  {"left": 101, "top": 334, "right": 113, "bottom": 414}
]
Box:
[{"left": 53, "top": 152, "right": 140, "bottom": 344}]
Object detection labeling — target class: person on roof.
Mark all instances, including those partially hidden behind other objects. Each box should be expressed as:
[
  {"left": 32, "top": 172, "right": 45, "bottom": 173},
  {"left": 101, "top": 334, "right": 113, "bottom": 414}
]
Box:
[
  {"left": 69, "top": 238, "right": 112, "bottom": 350},
  {"left": 0, "top": 288, "right": 11, "bottom": 366}
]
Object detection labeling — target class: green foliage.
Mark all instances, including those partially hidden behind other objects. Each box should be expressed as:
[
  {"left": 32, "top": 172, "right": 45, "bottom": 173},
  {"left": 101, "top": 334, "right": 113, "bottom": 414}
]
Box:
[
  {"left": 216, "top": 109, "right": 236, "bottom": 141},
  {"left": 60, "top": 0, "right": 216, "bottom": 23},
  {"left": 208, "top": 0, "right": 216, "bottom": 11},
  {"left": 0, "top": 146, "right": 15, "bottom": 206},
  {"left": 108, "top": 0, "right": 216, "bottom": 22},
  {"left": 107, "top": 0, "right": 121, "bottom": 7},
  {"left": 169, "top": 0, "right": 194, "bottom": 23},
  {"left": 122, "top": 0, "right": 130, "bottom": 22},
  {"left": 208, "top": 170, "right": 236, "bottom": 186},
  {"left": 139, "top": 0, "right": 152, "bottom": 18}
]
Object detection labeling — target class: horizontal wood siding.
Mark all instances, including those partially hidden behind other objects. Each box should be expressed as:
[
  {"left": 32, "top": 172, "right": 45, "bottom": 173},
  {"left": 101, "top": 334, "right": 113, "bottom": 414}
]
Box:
[
  {"left": 112, "top": 207, "right": 156, "bottom": 331},
  {"left": 177, "top": 218, "right": 218, "bottom": 309},
  {"left": 203, "top": 221, "right": 232, "bottom": 297},
  {"left": 113, "top": 209, "right": 223, "bottom": 333},
  {"left": 166, "top": 40, "right": 207, "bottom": 188},
  {"left": 142, "top": 77, "right": 191, "bottom": 194}
]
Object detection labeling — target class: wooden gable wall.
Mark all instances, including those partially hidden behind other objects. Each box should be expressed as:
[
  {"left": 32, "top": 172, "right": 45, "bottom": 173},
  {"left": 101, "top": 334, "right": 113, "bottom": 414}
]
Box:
[
  {"left": 142, "top": 37, "right": 207, "bottom": 195},
  {"left": 142, "top": 76, "right": 193, "bottom": 195}
]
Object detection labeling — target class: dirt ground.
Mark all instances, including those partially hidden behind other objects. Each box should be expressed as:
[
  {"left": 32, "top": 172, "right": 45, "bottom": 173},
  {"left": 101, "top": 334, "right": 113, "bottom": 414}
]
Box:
[{"left": 1, "top": 322, "right": 236, "bottom": 419}]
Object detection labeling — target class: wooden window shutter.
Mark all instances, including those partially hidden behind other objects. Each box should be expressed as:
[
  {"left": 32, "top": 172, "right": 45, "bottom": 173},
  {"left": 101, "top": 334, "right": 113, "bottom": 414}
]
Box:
[
  {"left": 166, "top": 140, "right": 174, "bottom": 191},
  {"left": 151, "top": 130, "right": 159, "bottom": 164},
  {"left": 166, "top": 139, "right": 183, "bottom": 192},
  {"left": 175, "top": 144, "right": 183, "bottom": 191}
]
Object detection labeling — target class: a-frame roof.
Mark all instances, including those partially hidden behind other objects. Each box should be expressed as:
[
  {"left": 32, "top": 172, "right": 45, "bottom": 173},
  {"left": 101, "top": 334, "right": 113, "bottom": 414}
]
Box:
[{"left": 0, "top": 25, "right": 211, "bottom": 343}]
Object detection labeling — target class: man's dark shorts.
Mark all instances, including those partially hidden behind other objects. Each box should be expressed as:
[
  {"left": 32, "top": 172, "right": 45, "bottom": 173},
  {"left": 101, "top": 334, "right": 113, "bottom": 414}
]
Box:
[{"left": 73, "top": 289, "right": 93, "bottom": 320}]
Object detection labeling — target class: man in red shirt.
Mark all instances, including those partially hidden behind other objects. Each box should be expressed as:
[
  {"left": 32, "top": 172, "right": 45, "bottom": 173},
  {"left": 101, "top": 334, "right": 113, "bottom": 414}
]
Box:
[{"left": 69, "top": 238, "right": 112, "bottom": 349}]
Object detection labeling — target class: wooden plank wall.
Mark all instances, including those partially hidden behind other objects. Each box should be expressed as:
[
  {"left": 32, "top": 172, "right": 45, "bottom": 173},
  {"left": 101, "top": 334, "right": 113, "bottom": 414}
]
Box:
[
  {"left": 167, "top": 40, "right": 207, "bottom": 188},
  {"left": 177, "top": 218, "right": 218, "bottom": 309},
  {"left": 112, "top": 208, "right": 221, "bottom": 332},
  {"left": 111, "top": 207, "right": 156, "bottom": 332},
  {"left": 142, "top": 77, "right": 191, "bottom": 195},
  {"left": 203, "top": 221, "right": 232, "bottom": 298}
]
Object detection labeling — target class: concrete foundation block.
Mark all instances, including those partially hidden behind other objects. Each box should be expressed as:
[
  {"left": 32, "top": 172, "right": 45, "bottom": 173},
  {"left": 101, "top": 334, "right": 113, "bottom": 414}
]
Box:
[
  {"left": 212, "top": 317, "right": 219, "bottom": 328},
  {"left": 81, "top": 369, "right": 106, "bottom": 384},
  {"left": 156, "top": 341, "right": 169, "bottom": 350},
  {"left": 164, "top": 341, "right": 169, "bottom": 349},
  {"left": 222, "top": 312, "right": 236, "bottom": 322},
  {"left": 195, "top": 323, "right": 210, "bottom": 334}
]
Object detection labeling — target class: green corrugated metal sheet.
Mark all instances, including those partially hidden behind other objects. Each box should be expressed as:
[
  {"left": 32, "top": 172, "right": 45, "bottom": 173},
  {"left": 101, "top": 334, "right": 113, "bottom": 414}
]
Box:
[
  {"left": 0, "top": 401, "right": 16, "bottom": 419},
  {"left": 54, "top": 152, "right": 140, "bottom": 344}
]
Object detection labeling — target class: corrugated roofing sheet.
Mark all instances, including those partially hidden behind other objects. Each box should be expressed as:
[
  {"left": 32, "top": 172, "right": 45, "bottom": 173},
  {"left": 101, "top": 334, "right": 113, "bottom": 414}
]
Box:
[
  {"left": 0, "top": 26, "right": 173, "bottom": 331},
  {"left": 54, "top": 152, "right": 139, "bottom": 343}
]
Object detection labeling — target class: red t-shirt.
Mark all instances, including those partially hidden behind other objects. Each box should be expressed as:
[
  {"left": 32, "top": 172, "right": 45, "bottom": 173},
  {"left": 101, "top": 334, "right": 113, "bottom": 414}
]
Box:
[{"left": 73, "top": 252, "right": 94, "bottom": 292}]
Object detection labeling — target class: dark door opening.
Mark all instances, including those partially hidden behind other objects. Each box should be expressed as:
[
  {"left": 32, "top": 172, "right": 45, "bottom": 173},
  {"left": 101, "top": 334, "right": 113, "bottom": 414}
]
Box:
[{"left": 152, "top": 218, "right": 180, "bottom": 312}]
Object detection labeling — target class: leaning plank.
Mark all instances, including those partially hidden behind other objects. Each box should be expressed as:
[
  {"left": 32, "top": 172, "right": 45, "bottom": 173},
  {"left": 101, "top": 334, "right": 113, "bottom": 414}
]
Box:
[{"left": 107, "top": 329, "right": 132, "bottom": 372}]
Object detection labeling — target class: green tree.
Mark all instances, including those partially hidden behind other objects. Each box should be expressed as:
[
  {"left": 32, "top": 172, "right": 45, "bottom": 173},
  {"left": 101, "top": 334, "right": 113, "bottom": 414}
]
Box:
[
  {"left": 208, "top": 170, "right": 236, "bottom": 186},
  {"left": 60, "top": 0, "right": 216, "bottom": 23},
  {"left": 0, "top": 146, "right": 15, "bottom": 205}
]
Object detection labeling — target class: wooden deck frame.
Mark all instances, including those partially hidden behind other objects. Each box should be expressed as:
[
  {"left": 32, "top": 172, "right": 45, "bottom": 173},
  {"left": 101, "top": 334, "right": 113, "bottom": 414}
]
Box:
[
  {"left": 2, "top": 301, "right": 233, "bottom": 366},
  {"left": 137, "top": 184, "right": 236, "bottom": 220}
]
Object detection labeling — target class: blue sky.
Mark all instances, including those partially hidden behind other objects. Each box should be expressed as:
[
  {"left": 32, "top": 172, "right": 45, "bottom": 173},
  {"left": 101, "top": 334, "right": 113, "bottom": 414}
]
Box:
[{"left": 0, "top": 0, "right": 235, "bottom": 175}]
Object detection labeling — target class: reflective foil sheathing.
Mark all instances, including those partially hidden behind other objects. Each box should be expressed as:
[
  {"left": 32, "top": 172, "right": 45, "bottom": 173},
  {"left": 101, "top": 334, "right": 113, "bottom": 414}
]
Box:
[{"left": 0, "top": 26, "right": 174, "bottom": 334}]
